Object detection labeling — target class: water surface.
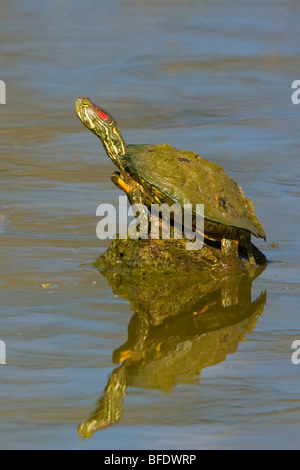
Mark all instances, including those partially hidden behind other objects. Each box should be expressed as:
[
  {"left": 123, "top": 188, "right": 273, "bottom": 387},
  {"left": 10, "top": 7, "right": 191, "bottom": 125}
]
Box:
[{"left": 0, "top": 0, "right": 300, "bottom": 450}]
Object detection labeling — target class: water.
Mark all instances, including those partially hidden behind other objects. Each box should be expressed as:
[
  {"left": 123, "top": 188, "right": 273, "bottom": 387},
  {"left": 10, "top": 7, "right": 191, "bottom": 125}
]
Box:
[{"left": 1, "top": 0, "right": 300, "bottom": 450}]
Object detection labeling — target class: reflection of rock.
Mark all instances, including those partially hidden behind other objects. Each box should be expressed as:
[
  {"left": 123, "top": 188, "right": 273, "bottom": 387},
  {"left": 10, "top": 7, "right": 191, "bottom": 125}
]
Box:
[{"left": 78, "top": 264, "right": 266, "bottom": 439}]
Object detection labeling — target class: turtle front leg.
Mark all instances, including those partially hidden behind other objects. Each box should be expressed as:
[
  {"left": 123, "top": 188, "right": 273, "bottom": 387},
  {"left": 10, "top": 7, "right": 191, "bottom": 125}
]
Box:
[
  {"left": 111, "top": 171, "right": 149, "bottom": 239},
  {"left": 111, "top": 171, "right": 131, "bottom": 195}
]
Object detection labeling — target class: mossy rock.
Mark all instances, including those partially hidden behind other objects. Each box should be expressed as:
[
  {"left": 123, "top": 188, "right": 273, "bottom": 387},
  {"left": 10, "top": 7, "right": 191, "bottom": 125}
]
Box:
[{"left": 94, "top": 236, "right": 267, "bottom": 276}]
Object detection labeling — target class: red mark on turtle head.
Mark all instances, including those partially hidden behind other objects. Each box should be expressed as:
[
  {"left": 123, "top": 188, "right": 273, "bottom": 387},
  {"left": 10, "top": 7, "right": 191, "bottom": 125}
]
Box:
[{"left": 98, "top": 109, "right": 109, "bottom": 120}]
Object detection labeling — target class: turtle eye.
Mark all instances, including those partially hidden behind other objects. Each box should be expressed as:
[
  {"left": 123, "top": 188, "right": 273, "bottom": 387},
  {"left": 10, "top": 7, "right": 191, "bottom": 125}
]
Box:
[{"left": 81, "top": 100, "right": 90, "bottom": 107}]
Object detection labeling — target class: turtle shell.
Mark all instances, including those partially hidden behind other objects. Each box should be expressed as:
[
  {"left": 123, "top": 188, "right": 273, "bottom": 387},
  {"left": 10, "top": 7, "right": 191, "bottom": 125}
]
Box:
[{"left": 122, "top": 144, "right": 266, "bottom": 240}]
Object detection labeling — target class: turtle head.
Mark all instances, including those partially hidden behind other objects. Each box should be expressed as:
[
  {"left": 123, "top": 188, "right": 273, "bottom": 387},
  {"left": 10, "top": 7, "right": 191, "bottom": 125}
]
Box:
[{"left": 75, "top": 97, "right": 126, "bottom": 166}]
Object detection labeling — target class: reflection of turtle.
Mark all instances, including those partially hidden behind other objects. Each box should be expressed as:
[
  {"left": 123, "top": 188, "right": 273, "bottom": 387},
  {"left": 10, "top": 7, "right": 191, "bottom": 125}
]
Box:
[
  {"left": 75, "top": 97, "right": 266, "bottom": 263},
  {"left": 77, "top": 268, "right": 266, "bottom": 438}
]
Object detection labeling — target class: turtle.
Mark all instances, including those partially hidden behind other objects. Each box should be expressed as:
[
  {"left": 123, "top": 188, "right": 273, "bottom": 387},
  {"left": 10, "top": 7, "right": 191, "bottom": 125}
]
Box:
[{"left": 75, "top": 97, "right": 266, "bottom": 264}]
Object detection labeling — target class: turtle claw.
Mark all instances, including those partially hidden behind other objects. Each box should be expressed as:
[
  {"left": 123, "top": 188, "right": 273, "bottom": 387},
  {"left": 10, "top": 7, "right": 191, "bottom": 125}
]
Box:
[{"left": 111, "top": 172, "right": 130, "bottom": 194}]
